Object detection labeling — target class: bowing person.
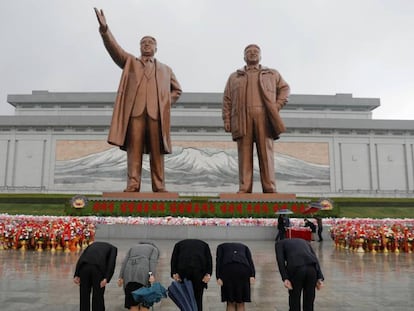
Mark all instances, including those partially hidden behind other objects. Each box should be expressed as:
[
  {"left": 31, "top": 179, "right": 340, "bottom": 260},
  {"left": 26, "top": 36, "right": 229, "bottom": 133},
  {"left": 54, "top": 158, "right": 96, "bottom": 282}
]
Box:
[
  {"left": 73, "top": 241, "right": 117, "bottom": 311},
  {"left": 170, "top": 239, "right": 213, "bottom": 311},
  {"left": 216, "top": 242, "right": 256, "bottom": 311},
  {"left": 275, "top": 238, "right": 324, "bottom": 311},
  {"left": 118, "top": 241, "right": 160, "bottom": 311}
]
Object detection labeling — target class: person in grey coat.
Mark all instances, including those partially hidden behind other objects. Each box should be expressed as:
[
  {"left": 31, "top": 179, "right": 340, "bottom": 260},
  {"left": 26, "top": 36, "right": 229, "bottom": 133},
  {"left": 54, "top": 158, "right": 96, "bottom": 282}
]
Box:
[{"left": 118, "top": 241, "right": 160, "bottom": 311}]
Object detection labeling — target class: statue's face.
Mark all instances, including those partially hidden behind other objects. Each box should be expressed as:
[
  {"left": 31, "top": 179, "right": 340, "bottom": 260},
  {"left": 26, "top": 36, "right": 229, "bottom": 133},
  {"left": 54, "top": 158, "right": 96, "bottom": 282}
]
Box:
[
  {"left": 140, "top": 37, "right": 157, "bottom": 57},
  {"left": 244, "top": 46, "right": 261, "bottom": 65}
]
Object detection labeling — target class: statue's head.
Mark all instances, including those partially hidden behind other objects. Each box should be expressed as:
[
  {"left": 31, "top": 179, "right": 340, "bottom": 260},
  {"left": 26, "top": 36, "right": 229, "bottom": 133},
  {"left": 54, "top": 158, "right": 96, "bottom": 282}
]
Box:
[
  {"left": 244, "top": 44, "right": 261, "bottom": 66},
  {"left": 140, "top": 36, "right": 157, "bottom": 57}
]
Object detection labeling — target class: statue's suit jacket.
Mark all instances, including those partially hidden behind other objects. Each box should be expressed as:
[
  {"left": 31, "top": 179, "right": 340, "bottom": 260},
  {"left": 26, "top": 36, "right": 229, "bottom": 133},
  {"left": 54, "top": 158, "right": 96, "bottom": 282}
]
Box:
[{"left": 100, "top": 28, "right": 182, "bottom": 153}]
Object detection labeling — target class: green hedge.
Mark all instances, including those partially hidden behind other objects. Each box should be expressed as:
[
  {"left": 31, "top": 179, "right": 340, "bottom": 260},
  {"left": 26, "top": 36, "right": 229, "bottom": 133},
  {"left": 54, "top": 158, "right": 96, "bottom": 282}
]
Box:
[
  {"left": 335, "top": 200, "right": 414, "bottom": 207},
  {"left": 0, "top": 194, "right": 76, "bottom": 204}
]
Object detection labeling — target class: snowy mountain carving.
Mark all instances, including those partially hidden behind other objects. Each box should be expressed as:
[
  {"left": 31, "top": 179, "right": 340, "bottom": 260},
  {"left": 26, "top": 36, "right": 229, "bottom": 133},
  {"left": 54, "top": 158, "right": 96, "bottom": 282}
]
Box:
[{"left": 54, "top": 147, "right": 329, "bottom": 193}]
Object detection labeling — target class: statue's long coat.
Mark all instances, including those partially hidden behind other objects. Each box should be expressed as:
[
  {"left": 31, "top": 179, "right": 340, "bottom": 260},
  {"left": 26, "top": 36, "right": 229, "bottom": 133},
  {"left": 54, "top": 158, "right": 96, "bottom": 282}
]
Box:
[{"left": 100, "top": 29, "right": 182, "bottom": 153}]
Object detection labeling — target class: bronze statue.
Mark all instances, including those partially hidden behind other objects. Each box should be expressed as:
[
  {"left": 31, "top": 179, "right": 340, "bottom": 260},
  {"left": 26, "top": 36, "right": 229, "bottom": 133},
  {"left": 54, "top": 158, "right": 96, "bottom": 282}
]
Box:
[
  {"left": 222, "top": 44, "right": 290, "bottom": 193},
  {"left": 94, "top": 8, "right": 182, "bottom": 192}
]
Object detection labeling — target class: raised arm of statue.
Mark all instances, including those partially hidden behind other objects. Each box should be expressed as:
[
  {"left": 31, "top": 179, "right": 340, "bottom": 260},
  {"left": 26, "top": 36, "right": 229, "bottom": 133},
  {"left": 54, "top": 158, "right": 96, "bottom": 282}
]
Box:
[
  {"left": 94, "top": 8, "right": 129, "bottom": 69},
  {"left": 94, "top": 8, "right": 108, "bottom": 33}
]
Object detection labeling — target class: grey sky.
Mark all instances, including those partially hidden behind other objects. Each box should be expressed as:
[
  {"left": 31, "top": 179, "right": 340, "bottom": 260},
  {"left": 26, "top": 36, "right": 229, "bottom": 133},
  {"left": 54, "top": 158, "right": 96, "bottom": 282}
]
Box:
[{"left": 1, "top": 0, "right": 413, "bottom": 119}]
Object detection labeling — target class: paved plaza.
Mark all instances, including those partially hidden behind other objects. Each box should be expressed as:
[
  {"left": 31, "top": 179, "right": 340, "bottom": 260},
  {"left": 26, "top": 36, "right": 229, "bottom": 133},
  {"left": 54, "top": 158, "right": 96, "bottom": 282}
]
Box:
[{"left": 1, "top": 227, "right": 414, "bottom": 311}]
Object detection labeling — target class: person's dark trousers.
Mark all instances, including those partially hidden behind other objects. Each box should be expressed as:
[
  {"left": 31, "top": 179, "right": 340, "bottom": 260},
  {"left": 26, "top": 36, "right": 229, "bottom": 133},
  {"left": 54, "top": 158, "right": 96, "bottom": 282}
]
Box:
[
  {"left": 317, "top": 228, "right": 323, "bottom": 241},
  {"left": 79, "top": 264, "right": 106, "bottom": 311},
  {"left": 180, "top": 270, "right": 205, "bottom": 311},
  {"left": 276, "top": 229, "right": 286, "bottom": 241},
  {"left": 288, "top": 264, "right": 317, "bottom": 311},
  {"left": 192, "top": 279, "right": 205, "bottom": 311}
]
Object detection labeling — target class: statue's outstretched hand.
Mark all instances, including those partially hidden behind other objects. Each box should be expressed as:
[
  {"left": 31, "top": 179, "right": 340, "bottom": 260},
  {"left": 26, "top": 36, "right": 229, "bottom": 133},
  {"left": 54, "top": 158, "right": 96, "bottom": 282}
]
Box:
[{"left": 94, "top": 8, "right": 107, "bottom": 32}]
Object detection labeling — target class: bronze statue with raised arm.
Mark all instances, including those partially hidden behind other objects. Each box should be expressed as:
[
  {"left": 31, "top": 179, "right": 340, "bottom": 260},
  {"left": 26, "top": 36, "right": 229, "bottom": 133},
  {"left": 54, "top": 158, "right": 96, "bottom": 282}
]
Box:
[
  {"left": 94, "top": 8, "right": 182, "bottom": 192},
  {"left": 222, "top": 44, "right": 290, "bottom": 193}
]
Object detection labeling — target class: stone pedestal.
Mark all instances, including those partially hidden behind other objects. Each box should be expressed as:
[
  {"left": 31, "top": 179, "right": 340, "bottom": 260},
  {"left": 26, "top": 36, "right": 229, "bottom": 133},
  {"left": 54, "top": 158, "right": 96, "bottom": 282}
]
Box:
[
  {"left": 102, "top": 192, "right": 180, "bottom": 200},
  {"left": 219, "top": 192, "right": 297, "bottom": 201}
]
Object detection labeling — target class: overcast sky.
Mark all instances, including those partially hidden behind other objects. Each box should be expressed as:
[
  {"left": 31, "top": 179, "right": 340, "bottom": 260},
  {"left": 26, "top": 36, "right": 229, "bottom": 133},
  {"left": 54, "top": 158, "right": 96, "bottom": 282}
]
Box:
[{"left": 1, "top": 0, "right": 413, "bottom": 119}]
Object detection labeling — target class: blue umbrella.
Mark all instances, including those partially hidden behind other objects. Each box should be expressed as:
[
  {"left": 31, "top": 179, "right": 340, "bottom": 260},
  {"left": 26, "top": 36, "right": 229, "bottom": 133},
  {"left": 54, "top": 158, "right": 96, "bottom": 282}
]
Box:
[
  {"left": 168, "top": 279, "right": 198, "bottom": 311},
  {"left": 131, "top": 282, "right": 167, "bottom": 307}
]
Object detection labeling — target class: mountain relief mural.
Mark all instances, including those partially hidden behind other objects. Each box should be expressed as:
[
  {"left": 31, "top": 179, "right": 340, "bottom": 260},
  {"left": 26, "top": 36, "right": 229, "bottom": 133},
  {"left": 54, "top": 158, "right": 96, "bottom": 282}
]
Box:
[{"left": 54, "top": 144, "right": 330, "bottom": 193}]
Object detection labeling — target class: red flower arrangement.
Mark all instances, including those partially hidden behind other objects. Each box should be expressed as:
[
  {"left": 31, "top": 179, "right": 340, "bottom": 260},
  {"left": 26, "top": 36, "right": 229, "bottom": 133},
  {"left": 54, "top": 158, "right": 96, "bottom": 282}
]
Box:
[
  {"left": 0, "top": 215, "right": 95, "bottom": 252},
  {"left": 329, "top": 218, "right": 414, "bottom": 253}
]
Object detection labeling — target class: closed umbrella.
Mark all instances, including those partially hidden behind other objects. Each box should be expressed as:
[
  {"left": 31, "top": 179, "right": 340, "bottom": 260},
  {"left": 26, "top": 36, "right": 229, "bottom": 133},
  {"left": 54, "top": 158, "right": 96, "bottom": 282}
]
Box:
[{"left": 168, "top": 279, "right": 198, "bottom": 311}]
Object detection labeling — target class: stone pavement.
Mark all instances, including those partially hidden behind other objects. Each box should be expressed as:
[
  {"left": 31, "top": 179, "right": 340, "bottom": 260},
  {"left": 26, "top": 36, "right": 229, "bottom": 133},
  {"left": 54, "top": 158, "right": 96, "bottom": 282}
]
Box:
[{"left": 1, "top": 228, "right": 414, "bottom": 311}]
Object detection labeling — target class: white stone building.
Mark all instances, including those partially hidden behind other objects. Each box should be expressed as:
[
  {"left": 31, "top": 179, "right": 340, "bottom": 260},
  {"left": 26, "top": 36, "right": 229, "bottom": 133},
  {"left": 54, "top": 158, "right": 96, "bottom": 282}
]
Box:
[{"left": 1, "top": 90, "right": 413, "bottom": 197}]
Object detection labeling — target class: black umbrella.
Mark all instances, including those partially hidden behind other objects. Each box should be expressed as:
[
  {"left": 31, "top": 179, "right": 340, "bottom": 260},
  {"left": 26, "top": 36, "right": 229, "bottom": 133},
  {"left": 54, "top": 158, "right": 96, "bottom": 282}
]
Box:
[{"left": 168, "top": 279, "right": 198, "bottom": 311}]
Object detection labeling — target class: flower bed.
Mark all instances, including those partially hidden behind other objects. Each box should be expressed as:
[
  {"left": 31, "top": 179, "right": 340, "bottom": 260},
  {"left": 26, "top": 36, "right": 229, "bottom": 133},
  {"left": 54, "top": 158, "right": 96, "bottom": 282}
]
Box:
[
  {"left": 329, "top": 218, "right": 414, "bottom": 253},
  {"left": 0, "top": 214, "right": 96, "bottom": 251},
  {"left": 1, "top": 214, "right": 311, "bottom": 251},
  {"left": 3, "top": 214, "right": 414, "bottom": 253}
]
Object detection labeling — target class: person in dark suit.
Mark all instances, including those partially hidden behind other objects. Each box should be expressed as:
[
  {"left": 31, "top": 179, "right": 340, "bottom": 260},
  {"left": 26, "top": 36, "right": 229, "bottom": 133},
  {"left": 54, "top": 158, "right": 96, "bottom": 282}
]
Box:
[
  {"left": 275, "top": 238, "right": 324, "bottom": 311},
  {"left": 275, "top": 214, "right": 287, "bottom": 240},
  {"left": 170, "top": 239, "right": 213, "bottom": 311},
  {"left": 314, "top": 216, "right": 323, "bottom": 242},
  {"left": 304, "top": 218, "right": 317, "bottom": 241},
  {"left": 216, "top": 242, "right": 255, "bottom": 311},
  {"left": 73, "top": 241, "right": 118, "bottom": 311}
]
